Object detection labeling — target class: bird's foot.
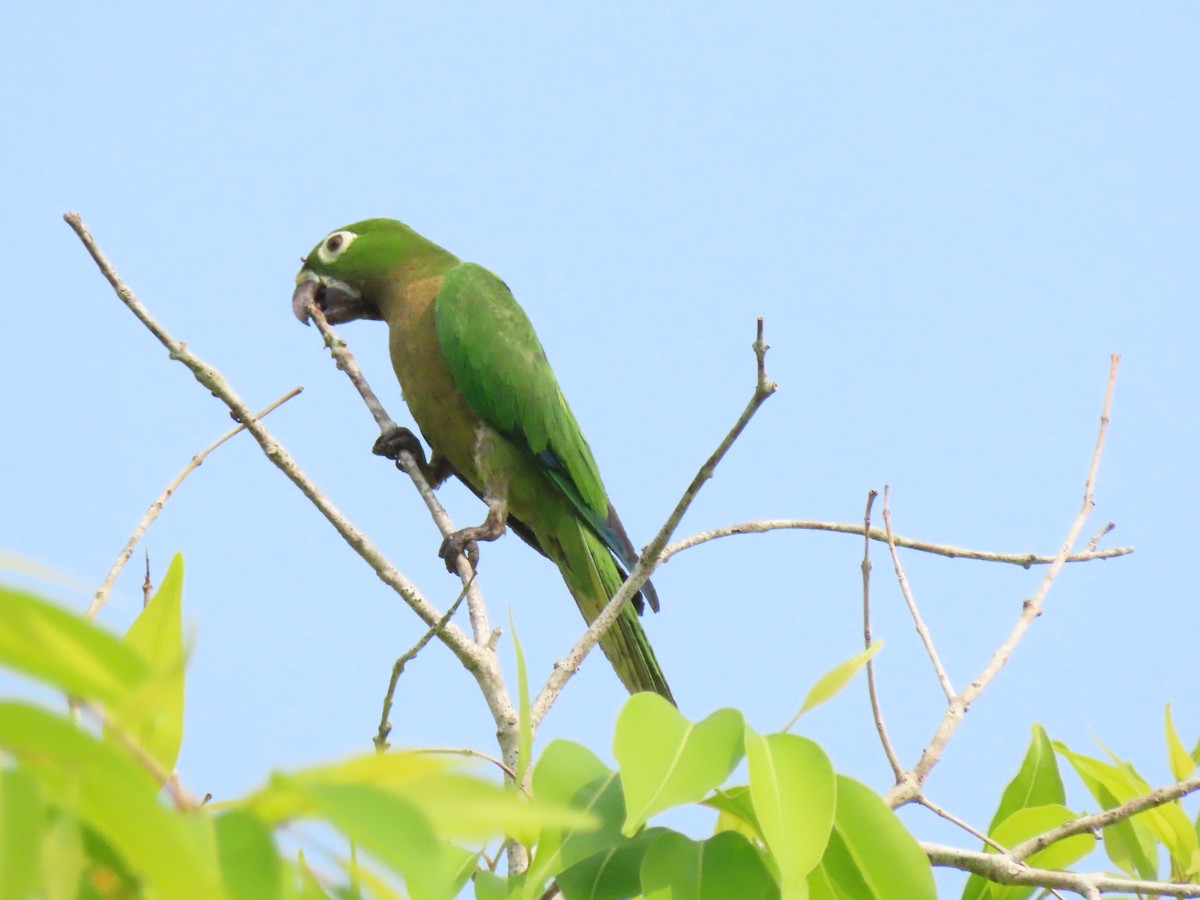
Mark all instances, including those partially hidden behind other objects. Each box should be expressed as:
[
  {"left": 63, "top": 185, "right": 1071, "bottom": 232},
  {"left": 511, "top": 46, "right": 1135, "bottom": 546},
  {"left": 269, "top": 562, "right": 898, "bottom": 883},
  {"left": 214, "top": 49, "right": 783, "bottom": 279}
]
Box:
[
  {"left": 439, "top": 530, "right": 481, "bottom": 573},
  {"left": 438, "top": 506, "right": 507, "bottom": 574},
  {"left": 372, "top": 426, "right": 427, "bottom": 467}
]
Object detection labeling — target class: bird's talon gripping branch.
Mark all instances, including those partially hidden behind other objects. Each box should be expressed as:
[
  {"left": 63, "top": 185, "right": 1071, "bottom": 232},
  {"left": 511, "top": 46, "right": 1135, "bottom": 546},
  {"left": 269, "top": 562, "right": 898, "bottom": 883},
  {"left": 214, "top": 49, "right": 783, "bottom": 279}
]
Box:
[
  {"left": 439, "top": 532, "right": 481, "bottom": 572},
  {"left": 372, "top": 425, "right": 427, "bottom": 466}
]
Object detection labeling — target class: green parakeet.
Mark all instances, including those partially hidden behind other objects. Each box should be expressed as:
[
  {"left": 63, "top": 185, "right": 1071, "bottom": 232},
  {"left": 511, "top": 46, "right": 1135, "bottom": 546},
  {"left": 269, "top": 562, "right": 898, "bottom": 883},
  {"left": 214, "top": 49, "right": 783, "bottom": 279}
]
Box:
[{"left": 292, "top": 218, "right": 673, "bottom": 702}]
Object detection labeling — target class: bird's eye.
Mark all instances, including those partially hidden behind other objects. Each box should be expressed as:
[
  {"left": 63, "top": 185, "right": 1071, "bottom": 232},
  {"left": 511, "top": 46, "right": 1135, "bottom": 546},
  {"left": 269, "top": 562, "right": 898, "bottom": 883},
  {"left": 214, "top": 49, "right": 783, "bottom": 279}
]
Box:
[{"left": 315, "top": 229, "right": 357, "bottom": 265}]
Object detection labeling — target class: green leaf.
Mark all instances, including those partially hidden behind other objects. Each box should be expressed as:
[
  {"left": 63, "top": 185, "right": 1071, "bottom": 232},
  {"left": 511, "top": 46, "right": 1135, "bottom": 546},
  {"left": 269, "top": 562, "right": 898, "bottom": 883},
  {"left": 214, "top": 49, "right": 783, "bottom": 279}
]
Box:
[
  {"left": 216, "top": 810, "right": 283, "bottom": 900},
  {"left": 525, "top": 741, "right": 624, "bottom": 896},
  {"left": 785, "top": 641, "right": 883, "bottom": 729},
  {"left": 613, "top": 695, "right": 743, "bottom": 834},
  {"left": 401, "top": 773, "right": 596, "bottom": 840},
  {"left": 704, "top": 786, "right": 763, "bottom": 841},
  {"left": 962, "top": 724, "right": 1068, "bottom": 900},
  {"left": 640, "top": 830, "right": 777, "bottom": 900},
  {"left": 816, "top": 775, "right": 935, "bottom": 900},
  {"left": 1166, "top": 703, "right": 1196, "bottom": 782},
  {"left": 238, "top": 751, "right": 447, "bottom": 822},
  {"left": 989, "top": 724, "right": 1065, "bottom": 833},
  {"left": 745, "top": 728, "right": 836, "bottom": 898},
  {"left": 473, "top": 870, "right": 508, "bottom": 900},
  {"left": 510, "top": 610, "right": 533, "bottom": 791},
  {"left": 0, "top": 767, "right": 43, "bottom": 900},
  {"left": 557, "top": 827, "right": 671, "bottom": 900},
  {"left": 0, "top": 701, "right": 224, "bottom": 898},
  {"left": 113, "top": 552, "right": 186, "bottom": 774},
  {"left": 986, "top": 805, "right": 1094, "bottom": 900},
  {"left": 0, "top": 585, "right": 150, "bottom": 705},
  {"left": 282, "top": 779, "right": 448, "bottom": 900},
  {"left": 1095, "top": 738, "right": 1199, "bottom": 879},
  {"left": 1055, "top": 742, "right": 1165, "bottom": 880},
  {"left": 40, "top": 810, "right": 86, "bottom": 900}
]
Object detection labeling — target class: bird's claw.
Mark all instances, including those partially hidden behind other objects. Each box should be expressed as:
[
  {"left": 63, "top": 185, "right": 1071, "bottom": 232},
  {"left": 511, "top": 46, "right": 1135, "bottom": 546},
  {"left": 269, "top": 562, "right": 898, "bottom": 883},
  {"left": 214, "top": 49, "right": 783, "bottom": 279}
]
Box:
[
  {"left": 372, "top": 426, "right": 427, "bottom": 467},
  {"left": 439, "top": 531, "right": 480, "bottom": 574}
]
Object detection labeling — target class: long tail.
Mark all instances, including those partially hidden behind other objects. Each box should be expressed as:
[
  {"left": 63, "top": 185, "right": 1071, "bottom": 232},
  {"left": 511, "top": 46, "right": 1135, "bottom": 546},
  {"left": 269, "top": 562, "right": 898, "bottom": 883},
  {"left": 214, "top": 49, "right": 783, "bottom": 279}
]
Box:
[{"left": 553, "top": 520, "right": 674, "bottom": 704}]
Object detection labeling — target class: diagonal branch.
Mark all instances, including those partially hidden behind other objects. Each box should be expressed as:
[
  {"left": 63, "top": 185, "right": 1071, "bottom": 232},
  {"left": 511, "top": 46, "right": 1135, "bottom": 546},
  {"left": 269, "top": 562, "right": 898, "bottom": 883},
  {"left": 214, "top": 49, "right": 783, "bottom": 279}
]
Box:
[
  {"left": 88, "top": 387, "right": 303, "bottom": 621},
  {"left": 887, "top": 354, "right": 1121, "bottom": 807},
  {"left": 1008, "top": 772, "right": 1200, "bottom": 863},
  {"left": 882, "top": 486, "right": 955, "bottom": 701},
  {"left": 530, "top": 318, "right": 778, "bottom": 724},
  {"left": 305, "top": 305, "right": 494, "bottom": 648}
]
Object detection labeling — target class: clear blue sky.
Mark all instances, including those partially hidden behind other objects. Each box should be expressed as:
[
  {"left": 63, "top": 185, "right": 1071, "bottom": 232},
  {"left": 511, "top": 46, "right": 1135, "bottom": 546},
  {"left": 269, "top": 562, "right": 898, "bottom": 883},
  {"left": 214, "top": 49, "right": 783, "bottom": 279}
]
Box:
[{"left": 4, "top": 3, "right": 1197, "bottom": 894}]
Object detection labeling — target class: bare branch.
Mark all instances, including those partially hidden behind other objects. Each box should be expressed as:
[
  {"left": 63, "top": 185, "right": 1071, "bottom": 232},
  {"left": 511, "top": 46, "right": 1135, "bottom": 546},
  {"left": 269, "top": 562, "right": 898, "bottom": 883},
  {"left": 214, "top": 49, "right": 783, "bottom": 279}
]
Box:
[
  {"left": 530, "top": 318, "right": 777, "bottom": 724},
  {"left": 1008, "top": 772, "right": 1200, "bottom": 862},
  {"left": 888, "top": 355, "right": 1121, "bottom": 807},
  {"left": 861, "top": 490, "right": 904, "bottom": 782},
  {"left": 87, "top": 388, "right": 302, "bottom": 621},
  {"left": 883, "top": 487, "right": 954, "bottom": 701},
  {"left": 661, "top": 520, "right": 1131, "bottom": 567},
  {"left": 375, "top": 587, "right": 470, "bottom": 751},
  {"left": 413, "top": 747, "right": 519, "bottom": 784},
  {"left": 924, "top": 841, "right": 1200, "bottom": 898},
  {"left": 305, "top": 304, "right": 496, "bottom": 648}
]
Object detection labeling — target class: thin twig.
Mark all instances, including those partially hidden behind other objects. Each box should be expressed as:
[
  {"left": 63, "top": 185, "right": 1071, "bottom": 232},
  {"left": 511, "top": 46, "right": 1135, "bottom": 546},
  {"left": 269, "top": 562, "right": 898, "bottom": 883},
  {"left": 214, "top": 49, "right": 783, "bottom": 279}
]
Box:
[
  {"left": 76, "top": 702, "right": 198, "bottom": 811},
  {"left": 375, "top": 587, "right": 469, "bottom": 751},
  {"left": 888, "top": 355, "right": 1121, "bottom": 807},
  {"left": 529, "top": 317, "right": 777, "bottom": 725},
  {"left": 87, "top": 387, "right": 302, "bottom": 620},
  {"left": 918, "top": 797, "right": 1007, "bottom": 853},
  {"left": 1008, "top": 772, "right": 1200, "bottom": 862},
  {"left": 660, "top": 521, "right": 1131, "bottom": 567},
  {"left": 861, "top": 490, "right": 903, "bottom": 781},
  {"left": 413, "top": 747, "right": 519, "bottom": 784},
  {"left": 882, "top": 486, "right": 955, "bottom": 701},
  {"left": 924, "top": 841, "right": 1200, "bottom": 897},
  {"left": 308, "top": 306, "right": 398, "bottom": 434},
  {"left": 307, "top": 305, "right": 494, "bottom": 648}
]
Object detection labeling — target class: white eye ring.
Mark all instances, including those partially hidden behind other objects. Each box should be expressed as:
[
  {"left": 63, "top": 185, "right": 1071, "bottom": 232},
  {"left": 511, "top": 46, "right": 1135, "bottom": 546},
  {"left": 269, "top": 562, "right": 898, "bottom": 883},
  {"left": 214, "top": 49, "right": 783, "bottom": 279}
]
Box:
[{"left": 316, "top": 229, "right": 357, "bottom": 265}]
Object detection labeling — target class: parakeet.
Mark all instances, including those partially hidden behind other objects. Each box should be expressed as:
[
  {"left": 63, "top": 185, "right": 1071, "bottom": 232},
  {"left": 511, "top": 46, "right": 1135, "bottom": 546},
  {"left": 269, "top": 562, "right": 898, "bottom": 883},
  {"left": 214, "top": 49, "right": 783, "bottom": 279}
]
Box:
[{"left": 292, "top": 219, "right": 673, "bottom": 702}]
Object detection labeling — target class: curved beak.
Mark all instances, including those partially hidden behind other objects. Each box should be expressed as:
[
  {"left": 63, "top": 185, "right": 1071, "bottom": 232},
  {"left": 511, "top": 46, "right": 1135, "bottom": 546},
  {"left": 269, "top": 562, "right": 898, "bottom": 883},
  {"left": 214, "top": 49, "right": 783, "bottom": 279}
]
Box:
[{"left": 291, "top": 272, "right": 380, "bottom": 325}]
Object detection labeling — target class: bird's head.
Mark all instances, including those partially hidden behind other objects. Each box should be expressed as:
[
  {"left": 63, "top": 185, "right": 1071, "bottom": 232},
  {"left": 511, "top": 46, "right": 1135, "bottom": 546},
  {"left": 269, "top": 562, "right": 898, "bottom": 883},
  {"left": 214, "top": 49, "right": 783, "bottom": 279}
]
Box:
[{"left": 292, "top": 218, "right": 458, "bottom": 325}]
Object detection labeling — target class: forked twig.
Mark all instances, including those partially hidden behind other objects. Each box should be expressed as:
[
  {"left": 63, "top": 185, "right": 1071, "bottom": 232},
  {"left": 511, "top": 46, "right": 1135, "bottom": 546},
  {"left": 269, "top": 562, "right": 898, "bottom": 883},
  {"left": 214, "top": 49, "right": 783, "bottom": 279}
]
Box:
[{"left": 88, "top": 388, "right": 302, "bottom": 620}]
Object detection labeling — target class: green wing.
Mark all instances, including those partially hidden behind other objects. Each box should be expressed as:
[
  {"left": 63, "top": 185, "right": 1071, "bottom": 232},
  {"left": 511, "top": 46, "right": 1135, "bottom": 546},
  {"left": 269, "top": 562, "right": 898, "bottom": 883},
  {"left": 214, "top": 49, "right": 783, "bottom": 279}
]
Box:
[{"left": 433, "top": 263, "right": 657, "bottom": 608}]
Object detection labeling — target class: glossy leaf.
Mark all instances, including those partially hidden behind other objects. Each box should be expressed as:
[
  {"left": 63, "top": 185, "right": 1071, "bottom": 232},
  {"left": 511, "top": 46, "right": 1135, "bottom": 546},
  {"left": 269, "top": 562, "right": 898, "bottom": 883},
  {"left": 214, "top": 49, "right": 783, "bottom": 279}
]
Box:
[
  {"left": 216, "top": 809, "right": 283, "bottom": 900},
  {"left": 0, "top": 585, "right": 149, "bottom": 705},
  {"left": 988, "top": 805, "right": 1094, "bottom": 900},
  {"left": 510, "top": 611, "right": 533, "bottom": 791},
  {"left": 0, "top": 701, "right": 223, "bottom": 898},
  {"left": 705, "top": 785, "right": 762, "bottom": 841},
  {"left": 525, "top": 741, "right": 624, "bottom": 897},
  {"left": 1093, "top": 739, "right": 1198, "bottom": 878},
  {"left": 640, "top": 830, "right": 776, "bottom": 899},
  {"left": 113, "top": 552, "right": 186, "bottom": 773},
  {"left": 962, "top": 724, "right": 1068, "bottom": 900},
  {"left": 283, "top": 779, "right": 447, "bottom": 900},
  {"left": 614, "top": 694, "right": 743, "bottom": 834},
  {"left": 1165, "top": 703, "right": 1195, "bottom": 782},
  {"left": 816, "top": 775, "right": 935, "bottom": 900},
  {"left": 786, "top": 641, "right": 883, "bottom": 728},
  {"left": 1056, "top": 742, "right": 1172, "bottom": 879},
  {"left": 0, "top": 767, "right": 43, "bottom": 900},
  {"left": 745, "top": 728, "right": 836, "bottom": 898},
  {"left": 40, "top": 810, "right": 86, "bottom": 900},
  {"left": 557, "top": 826, "right": 670, "bottom": 900}
]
